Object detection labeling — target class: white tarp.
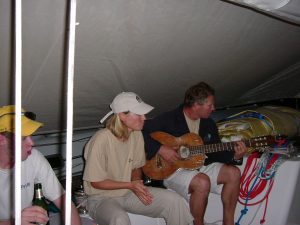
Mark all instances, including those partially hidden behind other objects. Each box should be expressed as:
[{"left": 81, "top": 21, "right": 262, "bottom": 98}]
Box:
[
  {"left": 226, "top": 0, "right": 300, "bottom": 24},
  {"left": 1, "top": 0, "right": 300, "bottom": 133}
]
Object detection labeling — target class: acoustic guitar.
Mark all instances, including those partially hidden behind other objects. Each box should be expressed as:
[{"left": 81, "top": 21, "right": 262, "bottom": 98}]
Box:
[{"left": 142, "top": 131, "right": 280, "bottom": 180}]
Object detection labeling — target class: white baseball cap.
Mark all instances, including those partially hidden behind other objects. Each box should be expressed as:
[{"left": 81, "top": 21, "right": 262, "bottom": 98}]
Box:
[{"left": 100, "top": 92, "right": 154, "bottom": 123}]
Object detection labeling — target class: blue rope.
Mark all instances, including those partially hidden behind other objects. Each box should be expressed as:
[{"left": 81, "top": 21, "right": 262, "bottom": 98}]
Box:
[{"left": 235, "top": 153, "right": 282, "bottom": 225}]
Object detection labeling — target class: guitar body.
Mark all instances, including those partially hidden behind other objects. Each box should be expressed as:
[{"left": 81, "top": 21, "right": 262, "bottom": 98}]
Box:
[
  {"left": 143, "top": 131, "right": 278, "bottom": 180},
  {"left": 143, "top": 152, "right": 206, "bottom": 180},
  {"left": 143, "top": 132, "right": 206, "bottom": 180}
]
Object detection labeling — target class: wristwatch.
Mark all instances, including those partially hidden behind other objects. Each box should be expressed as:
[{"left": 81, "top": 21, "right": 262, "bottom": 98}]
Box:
[{"left": 232, "top": 157, "right": 243, "bottom": 164}]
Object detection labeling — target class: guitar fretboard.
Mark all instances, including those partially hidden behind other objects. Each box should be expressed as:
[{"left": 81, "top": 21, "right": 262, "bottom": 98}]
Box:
[{"left": 188, "top": 139, "right": 255, "bottom": 155}]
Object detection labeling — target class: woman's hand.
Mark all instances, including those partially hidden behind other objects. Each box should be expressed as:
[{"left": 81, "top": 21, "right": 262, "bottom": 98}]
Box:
[{"left": 130, "top": 180, "right": 153, "bottom": 205}]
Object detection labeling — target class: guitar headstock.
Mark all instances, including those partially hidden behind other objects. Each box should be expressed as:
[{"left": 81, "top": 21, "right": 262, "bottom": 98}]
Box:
[
  {"left": 245, "top": 135, "right": 299, "bottom": 157},
  {"left": 250, "top": 135, "right": 288, "bottom": 149}
]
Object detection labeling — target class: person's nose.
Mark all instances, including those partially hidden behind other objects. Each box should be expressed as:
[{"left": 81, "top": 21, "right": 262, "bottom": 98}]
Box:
[
  {"left": 211, "top": 105, "right": 215, "bottom": 111},
  {"left": 25, "top": 136, "right": 35, "bottom": 146}
]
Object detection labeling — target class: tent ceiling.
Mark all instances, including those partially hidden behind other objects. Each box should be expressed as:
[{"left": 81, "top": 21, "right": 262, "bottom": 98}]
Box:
[
  {"left": 225, "top": 0, "right": 300, "bottom": 25},
  {"left": 1, "top": 0, "right": 300, "bottom": 133}
]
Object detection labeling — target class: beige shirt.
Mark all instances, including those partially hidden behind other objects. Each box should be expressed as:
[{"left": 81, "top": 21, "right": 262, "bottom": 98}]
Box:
[
  {"left": 83, "top": 128, "right": 146, "bottom": 197},
  {"left": 184, "top": 112, "right": 200, "bottom": 134}
]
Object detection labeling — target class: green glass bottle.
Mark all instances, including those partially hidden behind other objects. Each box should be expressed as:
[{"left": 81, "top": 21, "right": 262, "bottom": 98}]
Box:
[{"left": 32, "top": 183, "right": 50, "bottom": 225}]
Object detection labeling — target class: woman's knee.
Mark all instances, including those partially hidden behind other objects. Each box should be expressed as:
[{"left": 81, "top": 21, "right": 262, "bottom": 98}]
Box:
[{"left": 88, "top": 199, "right": 130, "bottom": 225}]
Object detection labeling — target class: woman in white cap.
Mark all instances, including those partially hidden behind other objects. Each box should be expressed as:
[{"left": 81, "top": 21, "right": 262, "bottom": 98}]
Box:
[{"left": 83, "top": 92, "right": 193, "bottom": 225}]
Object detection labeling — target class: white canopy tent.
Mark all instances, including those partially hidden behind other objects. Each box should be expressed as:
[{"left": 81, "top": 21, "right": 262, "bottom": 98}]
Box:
[
  {"left": 1, "top": 0, "right": 300, "bottom": 133},
  {"left": 1, "top": 1, "right": 300, "bottom": 225},
  {"left": 226, "top": 0, "right": 300, "bottom": 25}
]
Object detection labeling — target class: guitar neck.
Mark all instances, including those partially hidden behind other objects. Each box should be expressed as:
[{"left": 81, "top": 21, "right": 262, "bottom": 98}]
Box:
[{"left": 189, "top": 139, "right": 252, "bottom": 154}]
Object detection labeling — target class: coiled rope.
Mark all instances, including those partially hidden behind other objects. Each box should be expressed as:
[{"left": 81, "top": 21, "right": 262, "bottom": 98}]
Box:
[{"left": 235, "top": 151, "right": 283, "bottom": 225}]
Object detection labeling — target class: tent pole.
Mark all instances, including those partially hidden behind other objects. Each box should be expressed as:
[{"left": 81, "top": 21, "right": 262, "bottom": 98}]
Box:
[
  {"left": 65, "top": 0, "right": 77, "bottom": 224},
  {"left": 14, "top": 0, "right": 23, "bottom": 224}
]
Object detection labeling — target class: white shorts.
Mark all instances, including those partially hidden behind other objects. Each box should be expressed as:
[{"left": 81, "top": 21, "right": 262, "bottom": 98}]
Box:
[{"left": 163, "top": 162, "right": 224, "bottom": 201}]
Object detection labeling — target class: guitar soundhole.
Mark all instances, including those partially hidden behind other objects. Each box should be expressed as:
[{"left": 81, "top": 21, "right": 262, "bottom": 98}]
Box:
[{"left": 179, "top": 146, "right": 190, "bottom": 159}]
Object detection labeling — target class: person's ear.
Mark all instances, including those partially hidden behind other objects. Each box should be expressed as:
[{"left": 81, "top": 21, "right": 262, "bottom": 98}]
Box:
[{"left": 118, "top": 112, "right": 126, "bottom": 121}]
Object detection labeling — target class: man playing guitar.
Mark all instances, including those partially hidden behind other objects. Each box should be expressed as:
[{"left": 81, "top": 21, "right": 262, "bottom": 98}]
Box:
[{"left": 142, "top": 82, "right": 248, "bottom": 225}]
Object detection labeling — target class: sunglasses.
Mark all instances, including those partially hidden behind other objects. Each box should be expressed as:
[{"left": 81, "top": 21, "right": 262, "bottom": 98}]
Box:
[{"left": 0, "top": 111, "right": 36, "bottom": 121}]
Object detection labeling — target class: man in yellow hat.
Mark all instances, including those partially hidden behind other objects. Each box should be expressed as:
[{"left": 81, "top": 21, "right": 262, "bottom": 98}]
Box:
[{"left": 0, "top": 105, "right": 81, "bottom": 225}]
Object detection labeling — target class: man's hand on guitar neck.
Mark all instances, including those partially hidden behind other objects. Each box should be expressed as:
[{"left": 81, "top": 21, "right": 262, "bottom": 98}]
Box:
[
  {"left": 158, "top": 145, "right": 180, "bottom": 163},
  {"left": 233, "top": 141, "right": 247, "bottom": 160}
]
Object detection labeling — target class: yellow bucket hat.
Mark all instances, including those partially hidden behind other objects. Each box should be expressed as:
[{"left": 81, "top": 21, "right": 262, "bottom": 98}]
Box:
[{"left": 0, "top": 105, "right": 43, "bottom": 136}]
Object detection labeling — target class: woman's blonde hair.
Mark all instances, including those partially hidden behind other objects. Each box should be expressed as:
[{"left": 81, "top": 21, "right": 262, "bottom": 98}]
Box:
[{"left": 106, "top": 112, "right": 130, "bottom": 139}]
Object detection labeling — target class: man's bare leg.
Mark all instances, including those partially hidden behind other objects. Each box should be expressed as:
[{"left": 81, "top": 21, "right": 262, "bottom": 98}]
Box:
[
  {"left": 218, "top": 164, "right": 241, "bottom": 225},
  {"left": 189, "top": 173, "right": 210, "bottom": 225}
]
